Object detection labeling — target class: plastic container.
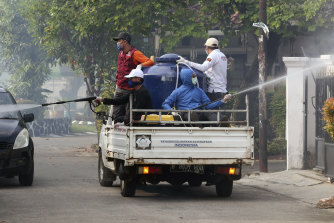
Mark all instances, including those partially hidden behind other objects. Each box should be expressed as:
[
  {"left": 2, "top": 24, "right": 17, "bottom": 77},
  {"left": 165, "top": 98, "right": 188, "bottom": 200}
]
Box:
[{"left": 143, "top": 54, "right": 207, "bottom": 109}]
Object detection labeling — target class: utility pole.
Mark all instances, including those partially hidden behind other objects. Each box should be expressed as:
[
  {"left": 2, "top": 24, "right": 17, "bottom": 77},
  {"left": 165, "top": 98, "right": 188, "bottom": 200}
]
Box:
[{"left": 258, "top": 0, "right": 268, "bottom": 172}]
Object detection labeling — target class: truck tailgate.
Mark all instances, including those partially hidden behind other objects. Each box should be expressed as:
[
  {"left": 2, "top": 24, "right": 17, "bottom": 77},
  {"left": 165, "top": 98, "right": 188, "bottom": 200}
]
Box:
[{"left": 130, "top": 127, "right": 254, "bottom": 160}]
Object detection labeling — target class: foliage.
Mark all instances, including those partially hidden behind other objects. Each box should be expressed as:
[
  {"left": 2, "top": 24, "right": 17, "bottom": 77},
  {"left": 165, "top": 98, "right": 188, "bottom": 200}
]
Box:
[
  {"left": 207, "top": 0, "right": 333, "bottom": 38},
  {"left": 69, "top": 0, "right": 209, "bottom": 50},
  {"left": 269, "top": 85, "right": 286, "bottom": 138},
  {"left": 21, "top": 0, "right": 210, "bottom": 82},
  {"left": 16, "top": 0, "right": 333, "bottom": 131},
  {"left": 267, "top": 0, "right": 333, "bottom": 36},
  {"left": 0, "top": 0, "right": 51, "bottom": 104},
  {"left": 322, "top": 97, "right": 334, "bottom": 141},
  {"left": 267, "top": 137, "right": 287, "bottom": 156},
  {"left": 70, "top": 123, "right": 97, "bottom": 134},
  {"left": 21, "top": 0, "right": 119, "bottom": 97},
  {"left": 20, "top": 0, "right": 334, "bottom": 99},
  {"left": 261, "top": 85, "right": 287, "bottom": 156},
  {"left": 95, "top": 71, "right": 116, "bottom": 135},
  {"left": 24, "top": 0, "right": 334, "bottom": 54}
]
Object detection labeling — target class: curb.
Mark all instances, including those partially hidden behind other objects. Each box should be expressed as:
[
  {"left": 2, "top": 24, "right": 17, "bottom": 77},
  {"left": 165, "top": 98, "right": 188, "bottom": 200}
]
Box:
[
  {"left": 238, "top": 170, "right": 334, "bottom": 208},
  {"left": 32, "top": 132, "right": 97, "bottom": 138}
]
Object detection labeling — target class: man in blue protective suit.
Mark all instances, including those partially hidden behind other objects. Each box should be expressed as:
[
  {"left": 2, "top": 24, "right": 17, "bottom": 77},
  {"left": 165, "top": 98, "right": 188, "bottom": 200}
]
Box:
[{"left": 162, "top": 69, "right": 231, "bottom": 121}]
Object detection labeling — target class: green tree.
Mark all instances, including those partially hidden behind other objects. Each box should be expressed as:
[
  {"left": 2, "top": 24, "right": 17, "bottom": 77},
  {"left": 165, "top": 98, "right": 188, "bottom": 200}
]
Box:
[
  {"left": 22, "top": 0, "right": 211, "bottom": 95},
  {"left": 202, "top": 0, "right": 333, "bottom": 64},
  {"left": 22, "top": 0, "right": 118, "bottom": 98},
  {"left": 21, "top": 0, "right": 334, "bottom": 105},
  {"left": 201, "top": 0, "right": 333, "bottom": 149},
  {"left": 0, "top": 0, "right": 51, "bottom": 104}
]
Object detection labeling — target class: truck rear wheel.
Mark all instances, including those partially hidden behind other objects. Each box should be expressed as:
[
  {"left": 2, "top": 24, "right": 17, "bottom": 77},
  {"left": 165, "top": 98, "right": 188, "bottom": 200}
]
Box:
[
  {"left": 98, "top": 150, "right": 116, "bottom": 187},
  {"left": 216, "top": 179, "right": 233, "bottom": 197},
  {"left": 120, "top": 179, "right": 136, "bottom": 197}
]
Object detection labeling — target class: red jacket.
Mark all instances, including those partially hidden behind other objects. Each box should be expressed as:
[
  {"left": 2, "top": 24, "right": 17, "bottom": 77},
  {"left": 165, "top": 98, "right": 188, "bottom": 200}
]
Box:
[
  {"left": 116, "top": 47, "right": 137, "bottom": 89},
  {"left": 116, "top": 47, "right": 154, "bottom": 89}
]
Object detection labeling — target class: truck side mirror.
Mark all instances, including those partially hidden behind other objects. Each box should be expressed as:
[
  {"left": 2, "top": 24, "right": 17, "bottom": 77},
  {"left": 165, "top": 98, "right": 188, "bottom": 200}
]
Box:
[{"left": 23, "top": 113, "right": 34, "bottom": 123}]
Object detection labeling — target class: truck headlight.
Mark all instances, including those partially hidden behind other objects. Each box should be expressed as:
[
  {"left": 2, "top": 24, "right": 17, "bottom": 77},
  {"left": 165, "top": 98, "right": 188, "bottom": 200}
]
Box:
[{"left": 13, "top": 129, "right": 29, "bottom": 149}]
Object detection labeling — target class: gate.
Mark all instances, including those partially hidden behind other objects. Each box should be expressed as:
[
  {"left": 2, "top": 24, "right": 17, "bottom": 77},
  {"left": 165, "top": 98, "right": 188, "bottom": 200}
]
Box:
[{"left": 315, "top": 68, "right": 334, "bottom": 178}]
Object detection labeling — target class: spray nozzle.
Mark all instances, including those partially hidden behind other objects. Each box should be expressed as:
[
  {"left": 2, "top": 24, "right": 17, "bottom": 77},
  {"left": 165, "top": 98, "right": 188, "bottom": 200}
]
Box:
[{"left": 253, "top": 22, "right": 269, "bottom": 39}]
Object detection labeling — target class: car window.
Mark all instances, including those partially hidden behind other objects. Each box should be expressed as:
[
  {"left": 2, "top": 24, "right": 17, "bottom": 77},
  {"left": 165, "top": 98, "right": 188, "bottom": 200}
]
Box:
[{"left": 0, "top": 92, "right": 19, "bottom": 119}]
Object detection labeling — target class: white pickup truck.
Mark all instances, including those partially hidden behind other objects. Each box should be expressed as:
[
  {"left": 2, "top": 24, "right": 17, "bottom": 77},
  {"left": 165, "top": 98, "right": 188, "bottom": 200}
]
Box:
[{"left": 98, "top": 96, "right": 254, "bottom": 197}]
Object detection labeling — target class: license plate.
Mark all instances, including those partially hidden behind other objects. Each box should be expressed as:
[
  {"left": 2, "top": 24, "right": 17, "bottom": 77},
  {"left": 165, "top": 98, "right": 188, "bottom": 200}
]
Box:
[{"left": 170, "top": 165, "right": 204, "bottom": 174}]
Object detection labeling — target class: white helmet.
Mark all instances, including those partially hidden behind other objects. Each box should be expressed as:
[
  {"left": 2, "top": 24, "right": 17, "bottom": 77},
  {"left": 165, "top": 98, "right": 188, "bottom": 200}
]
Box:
[
  {"left": 204, "top": 38, "right": 219, "bottom": 47},
  {"left": 124, "top": 69, "right": 144, "bottom": 79}
]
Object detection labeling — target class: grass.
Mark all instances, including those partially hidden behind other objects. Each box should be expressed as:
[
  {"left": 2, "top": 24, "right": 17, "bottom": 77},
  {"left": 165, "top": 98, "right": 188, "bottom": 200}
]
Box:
[{"left": 70, "top": 123, "right": 97, "bottom": 133}]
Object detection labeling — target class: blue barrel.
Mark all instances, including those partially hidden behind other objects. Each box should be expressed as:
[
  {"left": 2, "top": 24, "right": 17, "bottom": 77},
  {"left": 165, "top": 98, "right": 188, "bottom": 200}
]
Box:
[{"left": 143, "top": 54, "right": 207, "bottom": 109}]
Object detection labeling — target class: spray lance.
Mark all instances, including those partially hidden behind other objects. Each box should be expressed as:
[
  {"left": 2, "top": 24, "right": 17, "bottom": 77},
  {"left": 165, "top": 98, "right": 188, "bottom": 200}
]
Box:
[
  {"left": 41, "top": 96, "right": 100, "bottom": 113},
  {"left": 41, "top": 96, "right": 97, "bottom": 106},
  {"left": 191, "top": 93, "right": 233, "bottom": 110}
]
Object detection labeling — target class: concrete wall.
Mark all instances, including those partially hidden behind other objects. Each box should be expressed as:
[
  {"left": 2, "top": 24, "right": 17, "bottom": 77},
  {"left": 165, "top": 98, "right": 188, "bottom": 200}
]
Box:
[
  {"left": 283, "top": 57, "right": 309, "bottom": 169},
  {"left": 27, "top": 118, "right": 71, "bottom": 137},
  {"left": 283, "top": 55, "right": 334, "bottom": 170}
]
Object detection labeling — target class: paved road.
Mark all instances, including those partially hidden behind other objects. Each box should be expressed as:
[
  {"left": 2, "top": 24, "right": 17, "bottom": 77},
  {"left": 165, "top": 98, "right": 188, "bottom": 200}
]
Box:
[{"left": 1, "top": 135, "right": 334, "bottom": 223}]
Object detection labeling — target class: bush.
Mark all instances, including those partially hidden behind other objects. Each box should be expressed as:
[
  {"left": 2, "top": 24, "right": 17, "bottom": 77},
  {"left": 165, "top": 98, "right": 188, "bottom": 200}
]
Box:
[
  {"left": 267, "top": 137, "right": 287, "bottom": 156},
  {"left": 70, "top": 123, "right": 96, "bottom": 133},
  {"left": 269, "top": 85, "right": 286, "bottom": 139},
  {"left": 322, "top": 97, "right": 334, "bottom": 141},
  {"left": 95, "top": 73, "right": 115, "bottom": 135}
]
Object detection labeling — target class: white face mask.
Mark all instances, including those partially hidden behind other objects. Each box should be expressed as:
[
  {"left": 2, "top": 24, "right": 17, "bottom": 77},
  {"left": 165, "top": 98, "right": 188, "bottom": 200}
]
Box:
[
  {"left": 205, "top": 49, "right": 209, "bottom": 55},
  {"left": 192, "top": 77, "right": 198, "bottom": 85}
]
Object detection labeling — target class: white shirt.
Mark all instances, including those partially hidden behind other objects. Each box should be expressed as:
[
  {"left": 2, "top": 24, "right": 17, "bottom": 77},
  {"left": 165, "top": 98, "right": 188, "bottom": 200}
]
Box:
[{"left": 188, "top": 49, "right": 227, "bottom": 93}]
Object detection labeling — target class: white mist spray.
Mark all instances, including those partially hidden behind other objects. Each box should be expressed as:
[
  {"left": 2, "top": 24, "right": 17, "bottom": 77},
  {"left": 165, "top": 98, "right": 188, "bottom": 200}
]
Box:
[{"left": 232, "top": 62, "right": 328, "bottom": 96}]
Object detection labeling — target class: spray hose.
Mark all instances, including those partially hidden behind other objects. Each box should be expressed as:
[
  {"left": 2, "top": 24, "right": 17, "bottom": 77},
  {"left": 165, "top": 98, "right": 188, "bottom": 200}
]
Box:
[{"left": 175, "top": 61, "right": 199, "bottom": 90}]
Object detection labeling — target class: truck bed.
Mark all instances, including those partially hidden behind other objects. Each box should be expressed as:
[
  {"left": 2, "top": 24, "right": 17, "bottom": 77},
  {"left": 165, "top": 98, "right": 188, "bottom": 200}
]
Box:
[{"left": 104, "top": 125, "right": 254, "bottom": 166}]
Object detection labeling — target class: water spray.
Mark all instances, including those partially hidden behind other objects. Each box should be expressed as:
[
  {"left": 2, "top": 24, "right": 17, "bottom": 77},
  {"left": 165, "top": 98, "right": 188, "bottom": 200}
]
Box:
[
  {"left": 191, "top": 61, "right": 329, "bottom": 110},
  {"left": 233, "top": 75, "right": 287, "bottom": 96},
  {"left": 0, "top": 96, "right": 98, "bottom": 113}
]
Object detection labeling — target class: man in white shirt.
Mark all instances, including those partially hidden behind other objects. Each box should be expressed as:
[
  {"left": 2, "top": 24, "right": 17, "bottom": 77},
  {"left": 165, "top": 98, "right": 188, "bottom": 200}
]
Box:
[{"left": 177, "top": 37, "right": 228, "bottom": 103}]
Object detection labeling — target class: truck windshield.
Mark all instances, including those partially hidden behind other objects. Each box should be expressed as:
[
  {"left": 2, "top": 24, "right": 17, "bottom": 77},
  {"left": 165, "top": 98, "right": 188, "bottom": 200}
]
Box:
[{"left": 0, "top": 92, "right": 19, "bottom": 119}]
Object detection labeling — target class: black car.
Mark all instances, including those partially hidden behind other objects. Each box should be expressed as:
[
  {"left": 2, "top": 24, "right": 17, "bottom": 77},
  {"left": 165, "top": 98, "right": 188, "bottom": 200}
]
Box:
[{"left": 0, "top": 87, "right": 35, "bottom": 186}]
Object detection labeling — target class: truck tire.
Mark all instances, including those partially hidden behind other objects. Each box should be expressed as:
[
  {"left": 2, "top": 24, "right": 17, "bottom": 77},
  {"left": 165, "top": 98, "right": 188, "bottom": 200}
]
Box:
[
  {"left": 216, "top": 179, "right": 233, "bottom": 197},
  {"left": 120, "top": 179, "right": 136, "bottom": 197},
  {"left": 98, "top": 150, "right": 116, "bottom": 187},
  {"left": 19, "top": 157, "right": 34, "bottom": 186}
]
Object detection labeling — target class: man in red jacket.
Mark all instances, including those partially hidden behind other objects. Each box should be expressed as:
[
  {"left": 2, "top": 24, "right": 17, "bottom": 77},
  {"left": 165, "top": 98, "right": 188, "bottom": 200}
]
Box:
[{"left": 112, "top": 32, "right": 154, "bottom": 122}]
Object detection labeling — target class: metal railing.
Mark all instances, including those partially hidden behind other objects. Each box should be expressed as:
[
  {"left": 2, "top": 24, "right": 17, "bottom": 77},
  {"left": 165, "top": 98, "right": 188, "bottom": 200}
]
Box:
[
  {"left": 129, "top": 95, "right": 250, "bottom": 127},
  {"left": 315, "top": 74, "right": 334, "bottom": 142}
]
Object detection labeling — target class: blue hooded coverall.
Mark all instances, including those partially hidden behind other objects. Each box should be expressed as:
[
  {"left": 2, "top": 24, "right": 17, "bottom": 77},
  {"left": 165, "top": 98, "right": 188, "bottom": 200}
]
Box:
[{"left": 162, "top": 69, "right": 224, "bottom": 110}]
